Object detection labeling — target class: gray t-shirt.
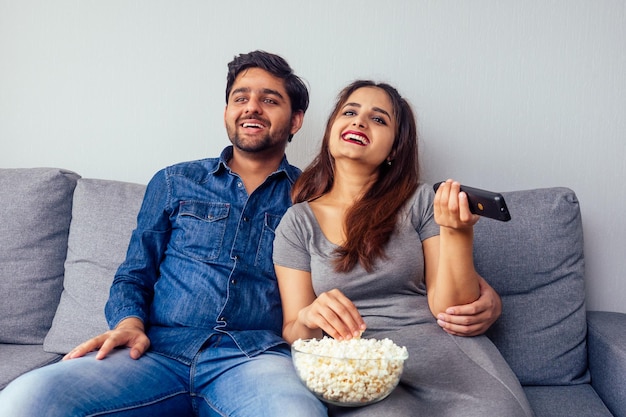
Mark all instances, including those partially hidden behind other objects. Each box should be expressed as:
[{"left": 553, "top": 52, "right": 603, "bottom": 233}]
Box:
[{"left": 273, "top": 183, "right": 439, "bottom": 333}]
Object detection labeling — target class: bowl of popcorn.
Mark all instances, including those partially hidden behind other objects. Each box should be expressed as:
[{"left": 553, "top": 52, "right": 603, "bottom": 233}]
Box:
[{"left": 291, "top": 336, "right": 408, "bottom": 407}]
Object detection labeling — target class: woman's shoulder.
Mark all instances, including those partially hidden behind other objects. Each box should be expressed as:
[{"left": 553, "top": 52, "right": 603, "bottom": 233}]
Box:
[
  {"left": 403, "top": 183, "right": 438, "bottom": 238},
  {"left": 285, "top": 200, "right": 313, "bottom": 218},
  {"left": 407, "top": 182, "right": 435, "bottom": 207},
  {"left": 279, "top": 201, "right": 316, "bottom": 231}
]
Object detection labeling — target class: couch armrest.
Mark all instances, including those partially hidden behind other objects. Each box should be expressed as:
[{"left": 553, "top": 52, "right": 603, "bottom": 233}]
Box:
[{"left": 587, "top": 311, "right": 626, "bottom": 417}]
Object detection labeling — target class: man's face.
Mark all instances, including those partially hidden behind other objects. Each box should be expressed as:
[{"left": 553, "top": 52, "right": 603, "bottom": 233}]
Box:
[{"left": 224, "top": 67, "right": 302, "bottom": 154}]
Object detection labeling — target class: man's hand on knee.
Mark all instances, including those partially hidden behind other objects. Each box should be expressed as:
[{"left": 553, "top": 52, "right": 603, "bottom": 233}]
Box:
[{"left": 64, "top": 318, "right": 150, "bottom": 360}]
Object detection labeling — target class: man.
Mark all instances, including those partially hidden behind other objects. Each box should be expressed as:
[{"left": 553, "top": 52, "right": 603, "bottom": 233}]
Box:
[
  {"left": 0, "top": 50, "right": 326, "bottom": 417},
  {"left": 0, "top": 51, "right": 500, "bottom": 416}
]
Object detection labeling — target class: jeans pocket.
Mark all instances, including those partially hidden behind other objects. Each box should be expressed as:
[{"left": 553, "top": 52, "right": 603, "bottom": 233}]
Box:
[{"left": 173, "top": 201, "right": 230, "bottom": 261}]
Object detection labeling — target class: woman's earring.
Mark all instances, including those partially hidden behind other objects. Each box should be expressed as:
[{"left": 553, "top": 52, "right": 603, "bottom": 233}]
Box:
[{"left": 386, "top": 159, "right": 392, "bottom": 166}]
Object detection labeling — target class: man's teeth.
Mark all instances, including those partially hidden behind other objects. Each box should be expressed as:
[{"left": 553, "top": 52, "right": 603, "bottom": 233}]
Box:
[{"left": 243, "top": 122, "right": 263, "bottom": 128}]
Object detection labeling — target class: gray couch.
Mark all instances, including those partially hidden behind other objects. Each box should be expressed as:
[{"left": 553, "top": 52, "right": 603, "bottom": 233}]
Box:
[{"left": 1, "top": 167, "right": 625, "bottom": 417}]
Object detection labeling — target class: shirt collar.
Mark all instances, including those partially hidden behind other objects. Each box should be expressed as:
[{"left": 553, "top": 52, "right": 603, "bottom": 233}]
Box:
[{"left": 215, "top": 146, "right": 301, "bottom": 184}]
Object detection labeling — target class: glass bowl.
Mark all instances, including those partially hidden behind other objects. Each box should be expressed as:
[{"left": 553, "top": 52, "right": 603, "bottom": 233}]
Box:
[{"left": 291, "top": 337, "right": 408, "bottom": 407}]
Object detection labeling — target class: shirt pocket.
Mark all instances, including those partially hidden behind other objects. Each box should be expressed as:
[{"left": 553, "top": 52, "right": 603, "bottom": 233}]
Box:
[
  {"left": 174, "top": 201, "right": 230, "bottom": 261},
  {"left": 255, "top": 212, "right": 282, "bottom": 275}
]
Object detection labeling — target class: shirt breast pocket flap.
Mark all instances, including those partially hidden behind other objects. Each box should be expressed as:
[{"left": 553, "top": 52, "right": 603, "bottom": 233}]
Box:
[
  {"left": 176, "top": 201, "right": 230, "bottom": 261},
  {"left": 254, "top": 212, "right": 283, "bottom": 273}
]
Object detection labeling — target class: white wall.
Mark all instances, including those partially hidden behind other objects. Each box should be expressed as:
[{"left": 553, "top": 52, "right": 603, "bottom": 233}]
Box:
[{"left": 1, "top": 0, "right": 625, "bottom": 313}]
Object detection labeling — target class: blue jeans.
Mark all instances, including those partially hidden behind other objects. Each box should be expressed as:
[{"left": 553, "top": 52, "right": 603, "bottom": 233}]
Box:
[{"left": 0, "top": 336, "right": 326, "bottom": 417}]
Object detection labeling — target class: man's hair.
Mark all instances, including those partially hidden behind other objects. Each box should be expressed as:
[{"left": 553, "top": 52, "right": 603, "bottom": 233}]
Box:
[{"left": 225, "top": 50, "right": 309, "bottom": 115}]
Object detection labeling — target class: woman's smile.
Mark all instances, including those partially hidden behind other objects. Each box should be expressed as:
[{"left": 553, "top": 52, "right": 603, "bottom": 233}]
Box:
[{"left": 341, "top": 130, "right": 370, "bottom": 146}]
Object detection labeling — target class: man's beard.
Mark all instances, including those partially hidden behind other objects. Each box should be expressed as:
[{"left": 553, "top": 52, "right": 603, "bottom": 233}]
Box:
[
  {"left": 227, "top": 121, "right": 291, "bottom": 154},
  {"left": 230, "top": 132, "right": 273, "bottom": 153}
]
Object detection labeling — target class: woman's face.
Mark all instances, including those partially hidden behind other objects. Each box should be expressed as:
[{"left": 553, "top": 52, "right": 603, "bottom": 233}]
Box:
[{"left": 328, "top": 86, "right": 396, "bottom": 168}]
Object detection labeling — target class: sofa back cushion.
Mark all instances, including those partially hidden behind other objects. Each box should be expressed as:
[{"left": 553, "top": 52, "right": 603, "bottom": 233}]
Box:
[
  {"left": 43, "top": 178, "right": 146, "bottom": 354},
  {"left": 0, "top": 168, "right": 80, "bottom": 344},
  {"left": 474, "top": 187, "right": 588, "bottom": 386}
]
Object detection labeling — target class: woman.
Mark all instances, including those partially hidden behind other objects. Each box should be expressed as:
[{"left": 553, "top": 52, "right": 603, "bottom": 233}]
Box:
[{"left": 273, "top": 80, "right": 534, "bottom": 416}]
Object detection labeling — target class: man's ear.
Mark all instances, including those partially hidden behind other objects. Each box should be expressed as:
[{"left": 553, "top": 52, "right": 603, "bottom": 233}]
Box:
[
  {"left": 290, "top": 110, "right": 305, "bottom": 136},
  {"left": 223, "top": 105, "right": 228, "bottom": 128}
]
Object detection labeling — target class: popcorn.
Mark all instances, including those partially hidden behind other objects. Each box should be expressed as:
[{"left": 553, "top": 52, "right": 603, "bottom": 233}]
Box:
[{"left": 291, "top": 336, "right": 408, "bottom": 405}]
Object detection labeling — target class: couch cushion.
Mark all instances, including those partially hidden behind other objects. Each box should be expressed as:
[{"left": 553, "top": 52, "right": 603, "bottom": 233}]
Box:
[
  {"left": 0, "top": 344, "right": 62, "bottom": 390},
  {"left": 587, "top": 311, "right": 626, "bottom": 417},
  {"left": 474, "top": 187, "right": 588, "bottom": 386},
  {"left": 523, "top": 385, "right": 613, "bottom": 417},
  {"left": 0, "top": 168, "right": 80, "bottom": 344},
  {"left": 43, "top": 178, "right": 146, "bottom": 354}
]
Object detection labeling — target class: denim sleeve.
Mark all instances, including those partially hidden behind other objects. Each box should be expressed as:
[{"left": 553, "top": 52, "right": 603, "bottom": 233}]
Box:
[{"left": 105, "top": 169, "right": 173, "bottom": 329}]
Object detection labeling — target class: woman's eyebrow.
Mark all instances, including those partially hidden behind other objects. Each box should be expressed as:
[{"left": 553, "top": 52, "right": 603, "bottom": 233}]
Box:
[
  {"left": 343, "top": 102, "right": 391, "bottom": 119},
  {"left": 372, "top": 106, "right": 391, "bottom": 119}
]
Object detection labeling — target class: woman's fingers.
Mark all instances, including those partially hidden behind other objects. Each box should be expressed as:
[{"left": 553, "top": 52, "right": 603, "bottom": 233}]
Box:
[
  {"left": 310, "top": 289, "right": 365, "bottom": 340},
  {"left": 434, "top": 180, "right": 478, "bottom": 227}
]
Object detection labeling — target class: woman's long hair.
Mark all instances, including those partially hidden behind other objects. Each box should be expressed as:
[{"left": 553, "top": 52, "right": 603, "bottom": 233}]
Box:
[{"left": 292, "top": 80, "right": 421, "bottom": 272}]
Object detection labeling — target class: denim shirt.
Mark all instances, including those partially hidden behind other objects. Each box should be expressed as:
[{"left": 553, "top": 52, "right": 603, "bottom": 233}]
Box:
[{"left": 105, "top": 146, "right": 301, "bottom": 365}]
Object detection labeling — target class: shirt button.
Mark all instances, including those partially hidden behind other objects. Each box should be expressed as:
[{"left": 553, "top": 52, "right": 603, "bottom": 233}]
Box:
[
  {"left": 219, "top": 316, "right": 226, "bottom": 322},
  {"left": 243, "top": 217, "right": 249, "bottom": 222},
  {"left": 231, "top": 279, "right": 237, "bottom": 285},
  {"left": 237, "top": 182, "right": 243, "bottom": 188}
]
